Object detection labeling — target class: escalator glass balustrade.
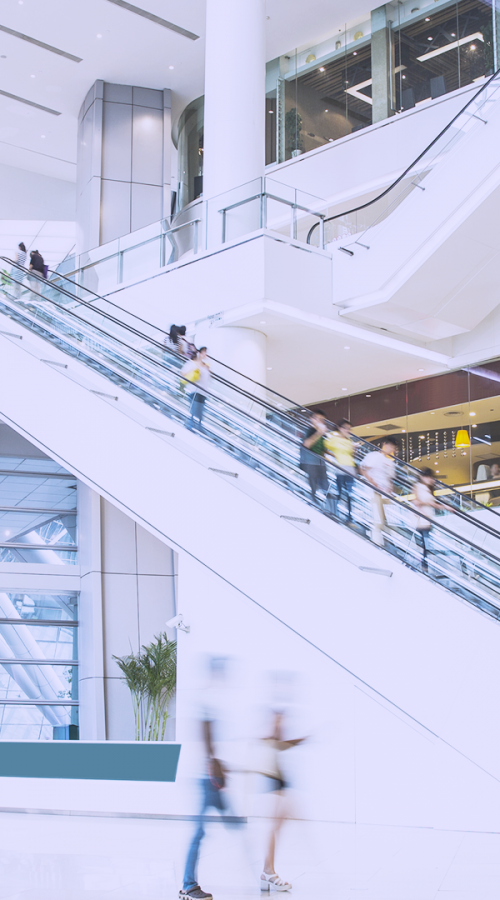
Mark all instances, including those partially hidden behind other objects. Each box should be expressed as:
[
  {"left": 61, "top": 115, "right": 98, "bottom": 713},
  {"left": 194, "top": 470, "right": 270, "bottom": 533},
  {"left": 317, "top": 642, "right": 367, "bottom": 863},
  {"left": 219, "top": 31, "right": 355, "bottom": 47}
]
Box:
[{"left": 2, "top": 261, "right": 500, "bottom": 619}]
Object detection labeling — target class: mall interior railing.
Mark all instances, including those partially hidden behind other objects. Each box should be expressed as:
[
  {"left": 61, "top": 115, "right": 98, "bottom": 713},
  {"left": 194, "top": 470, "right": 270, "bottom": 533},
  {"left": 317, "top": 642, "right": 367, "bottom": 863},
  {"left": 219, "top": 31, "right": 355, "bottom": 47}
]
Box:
[
  {"left": 55, "top": 177, "right": 327, "bottom": 297},
  {"left": 307, "top": 66, "right": 500, "bottom": 250},
  {"left": 2, "top": 262, "right": 500, "bottom": 620}
]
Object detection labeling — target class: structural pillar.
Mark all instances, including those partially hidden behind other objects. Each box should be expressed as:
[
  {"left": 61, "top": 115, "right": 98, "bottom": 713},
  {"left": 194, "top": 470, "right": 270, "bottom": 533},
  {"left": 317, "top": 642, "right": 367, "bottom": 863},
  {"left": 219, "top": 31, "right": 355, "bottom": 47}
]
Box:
[
  {"left": 203, "top": 0, "right": 266, "bottom": 200},
  {"left": 371, "top": 5, "right": 395, "bottom": 123}
]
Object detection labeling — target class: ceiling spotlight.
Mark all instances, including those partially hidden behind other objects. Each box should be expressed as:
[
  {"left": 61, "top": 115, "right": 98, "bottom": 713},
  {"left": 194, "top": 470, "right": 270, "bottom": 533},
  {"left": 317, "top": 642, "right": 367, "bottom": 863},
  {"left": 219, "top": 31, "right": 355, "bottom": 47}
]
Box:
[
  {"left": 30, "top": 74, "right": 35, "bottom": 78},
  {"left": 18, "top": 1, "right": 23, "bottom": 4},
  {"left": 472, "top": 423, "right": 477, "bottom": 428},
  {"left": 41, "top": 134, "right": 46, "bottom": 138},
  {"left": 96, "top": 33, "right": 102, "bottom": 38},
  {"left": 418, "top": 368, "right": 425, "bottom": 372},
  {"left": 402, "top": 429, "right": 406, "bottom": 433},
  {"left": 427, "top": 36, "right": 433, "bottom": 41},
  {"left": 366, "top": 394, "right": 371, "bottom": 398},
  {"left": 267, "top": 366, "right": 273, "bottom": 370},
  {"left": 342, "top": 387, "right": 348, "bottom": 392},
  {"left": 402, "top": 74, "right": 406, "bottom": 79},
  {"left": 319, "top": 67, "right": 325, "bottom": 72},
  {"left": 469, "top": 411, "right": 476, "bottom": 416},
  {"left": 169, "top": 65, "right": 174, "bottom": 69},
  {"left": 353, "top": 51, "right": 357, "bottom": 56},
  {"left": 260, "top": 320, "right": 266, "bottom": 324},
  {"left": 268, "top": 109, "right": 274, "bottom": 113},
  {"left": 419, "top": 435, "right": 425, "bottom": 439},
  {"left": 425, "top": 16, "right": 430, "bottom": 21},
  {"left": 451, "top": 32, "right": 456, "bottom": 37},
  {"left": 324, "top": 108, "right": 328, "bottom": 112},
  {"left": 470, "top": 44, "right": 476, "bottom": 50},
  {"left": 344, "top": 345, "right": 350, "bottom": 350}
]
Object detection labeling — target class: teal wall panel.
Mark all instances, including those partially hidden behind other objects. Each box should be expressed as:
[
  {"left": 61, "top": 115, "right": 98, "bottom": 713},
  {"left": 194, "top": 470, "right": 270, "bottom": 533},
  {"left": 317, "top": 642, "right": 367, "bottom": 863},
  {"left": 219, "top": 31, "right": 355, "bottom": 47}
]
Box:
[{"left": 0, "top": 742, "right": 181, "bottom": 781}]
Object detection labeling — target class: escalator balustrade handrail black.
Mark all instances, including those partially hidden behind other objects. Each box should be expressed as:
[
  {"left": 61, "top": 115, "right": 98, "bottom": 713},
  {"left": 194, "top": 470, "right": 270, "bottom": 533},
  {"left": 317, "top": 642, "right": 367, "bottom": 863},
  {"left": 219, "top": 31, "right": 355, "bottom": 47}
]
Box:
[
  {"left": 5, "top": 257, "right": 500, "bottom": 527},
  {"left": 306, "top": 66, "right": 500, "bottom": 246},
  {"left": 2, "top": 273, "right": 500, "bottom": 557}
]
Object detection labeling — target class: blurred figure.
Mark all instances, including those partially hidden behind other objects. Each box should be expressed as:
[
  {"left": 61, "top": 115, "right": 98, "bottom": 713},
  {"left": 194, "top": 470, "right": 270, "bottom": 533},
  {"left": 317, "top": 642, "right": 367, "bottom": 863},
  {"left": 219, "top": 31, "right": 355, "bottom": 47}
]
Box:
[
  {"left": 491, "top": 463, "right": 500, "bottom": 479},
  {"left": 300, "top": 411, "right": 328, "bottom": 504},
  {"left": 414, "top": 468, "right": 447, "bottom": 572},
  {"left": 181, "top": 348, "right": 212, "bottom": 431},
  {"left": 11, "top": 242, "right": 26, "bottom": 296},
  {"left": 361, "top": 437, "right": 398, "bottom": 547},
  {"left": 180, "top": 657, "right": 234, "bottom": 900},
  {"left": 168, "top": 324, "right": 188, "bottom": 356},
  {"left": 28, "top": 249, "right": 45, "bottom": 296},
  {"left": 258, "top": 711, "right": 305, "bottom": 892},
  {"left": 325, "top": 418, "right": 357, "bottom": 522}
]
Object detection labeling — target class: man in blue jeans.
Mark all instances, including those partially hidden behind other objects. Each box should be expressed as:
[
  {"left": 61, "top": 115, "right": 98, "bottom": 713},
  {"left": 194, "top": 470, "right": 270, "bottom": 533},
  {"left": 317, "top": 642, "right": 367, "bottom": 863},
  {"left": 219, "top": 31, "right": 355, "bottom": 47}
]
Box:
[{"left": 180, "top": 743, "right": 226, "bottom": 900}]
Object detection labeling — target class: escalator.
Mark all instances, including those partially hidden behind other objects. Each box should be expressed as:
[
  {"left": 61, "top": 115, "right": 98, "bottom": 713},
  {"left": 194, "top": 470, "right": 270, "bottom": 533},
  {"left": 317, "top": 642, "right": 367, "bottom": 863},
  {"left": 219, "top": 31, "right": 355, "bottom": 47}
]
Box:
[
  {"left": 2, "top": 259, "right": 500, "bottom": 619},
  {"left": 2, "top": 260, "right": 500, "bottom": 778},
  {"left": 307, "top": 68, "right": 500, "bottom": 338}
]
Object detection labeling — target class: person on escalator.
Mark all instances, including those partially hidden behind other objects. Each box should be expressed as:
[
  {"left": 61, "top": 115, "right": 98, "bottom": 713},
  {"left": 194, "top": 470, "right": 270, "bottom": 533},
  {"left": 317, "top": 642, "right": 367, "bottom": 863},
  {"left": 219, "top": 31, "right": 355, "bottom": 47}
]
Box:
[
  {"left": 28, "top": 249, "right": 45, "bottom": 295},
  {"left": 11, "top": 242, "right": 26, "bottom": 296},
  {"left": 360, "top": 436, "right": 398, "bottom": 547},
  {"left": 413, "top": 468, "right": 446, "bottom": 573},
  {"left": 181, "top": 347, "right": 211, "bottom": 430},
  {"left": 300, "top": 411, "right": 329, "bottom": 504},
  {"left": 325, "top": 418, "right": 357, "bottom": 522}
]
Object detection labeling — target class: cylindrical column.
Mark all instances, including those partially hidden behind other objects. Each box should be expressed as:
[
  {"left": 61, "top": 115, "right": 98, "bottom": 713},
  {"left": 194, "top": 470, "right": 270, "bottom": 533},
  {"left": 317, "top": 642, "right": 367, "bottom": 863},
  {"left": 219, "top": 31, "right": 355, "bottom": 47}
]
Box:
[{"left": 203, "top": 0, "right": 266, "bottom": 200}]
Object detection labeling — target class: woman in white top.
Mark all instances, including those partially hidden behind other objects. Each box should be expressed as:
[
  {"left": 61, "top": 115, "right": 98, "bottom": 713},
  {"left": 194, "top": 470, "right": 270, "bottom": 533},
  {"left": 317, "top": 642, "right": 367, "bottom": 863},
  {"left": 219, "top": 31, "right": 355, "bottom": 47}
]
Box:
[
  {"left": 180, "top": 347, "right": 211, "bottom": 430},
  {"left": 414, "top": 467, "right": 446, "bottom": 572},
  {"left": 12, "top": 242, "right": 26, "bottom": 296}
]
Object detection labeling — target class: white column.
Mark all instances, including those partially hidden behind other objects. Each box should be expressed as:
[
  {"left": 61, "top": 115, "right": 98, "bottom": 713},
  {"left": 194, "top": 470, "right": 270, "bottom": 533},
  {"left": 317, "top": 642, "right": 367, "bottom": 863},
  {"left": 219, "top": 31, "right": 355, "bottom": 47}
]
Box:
[{"left": 203, "top": 0, "right": 266, "bottom": 200}]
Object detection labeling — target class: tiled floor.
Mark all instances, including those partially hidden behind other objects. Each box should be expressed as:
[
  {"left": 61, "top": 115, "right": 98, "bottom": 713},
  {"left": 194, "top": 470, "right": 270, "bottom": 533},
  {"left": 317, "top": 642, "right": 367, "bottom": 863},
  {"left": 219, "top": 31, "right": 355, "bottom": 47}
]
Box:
[{"left": 0, "top": 812, "right": 498, "bottom": 899}]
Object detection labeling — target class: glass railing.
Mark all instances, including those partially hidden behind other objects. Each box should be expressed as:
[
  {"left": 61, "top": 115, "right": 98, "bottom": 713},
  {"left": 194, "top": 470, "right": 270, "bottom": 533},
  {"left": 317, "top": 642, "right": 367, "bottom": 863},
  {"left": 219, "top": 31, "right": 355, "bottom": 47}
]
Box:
[
  {"left": 4, "top": 256, "right": 500, "bottom": 532},
  {"left": 54, "top": 177, "right": 327, "bottom": 296},
  {"left": 307, "top": 66, "right": 500, "bottom": 251},
  {"left": 2, "top": 267, "right": 500, "bottom": 618}
]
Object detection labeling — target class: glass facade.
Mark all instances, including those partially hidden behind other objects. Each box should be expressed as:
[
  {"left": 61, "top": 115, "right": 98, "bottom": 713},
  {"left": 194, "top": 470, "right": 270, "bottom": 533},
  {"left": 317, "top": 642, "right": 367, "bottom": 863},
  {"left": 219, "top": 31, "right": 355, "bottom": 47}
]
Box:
[
  {"left": 311, "top": 358, "right": 500, "bottom": 504},
  {"left": 174, "top": 96, "right": 204, "bottom": 213},
  {"left": 0, "top": 591, "right": 78, "bottom": 740},
  {"left": 266, "top": 0, "right": 498, "bottom": 165},
  {"left": 0, "top": 456, "right": 77, "bottom": 564}
]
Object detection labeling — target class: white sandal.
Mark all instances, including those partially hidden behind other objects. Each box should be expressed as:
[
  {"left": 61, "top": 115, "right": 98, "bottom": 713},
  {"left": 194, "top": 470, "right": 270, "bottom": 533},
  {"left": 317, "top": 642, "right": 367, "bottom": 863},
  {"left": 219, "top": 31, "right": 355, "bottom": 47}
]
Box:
[{"left": 260, "top": 872, "right": 292, "bottom": 892}]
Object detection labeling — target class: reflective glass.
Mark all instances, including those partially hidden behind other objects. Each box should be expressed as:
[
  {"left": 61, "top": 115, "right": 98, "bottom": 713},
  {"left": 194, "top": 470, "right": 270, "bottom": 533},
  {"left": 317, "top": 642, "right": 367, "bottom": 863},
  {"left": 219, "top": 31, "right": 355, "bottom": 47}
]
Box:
[{"left": 0, "top": 704, "right": 77, "bottom": 741}]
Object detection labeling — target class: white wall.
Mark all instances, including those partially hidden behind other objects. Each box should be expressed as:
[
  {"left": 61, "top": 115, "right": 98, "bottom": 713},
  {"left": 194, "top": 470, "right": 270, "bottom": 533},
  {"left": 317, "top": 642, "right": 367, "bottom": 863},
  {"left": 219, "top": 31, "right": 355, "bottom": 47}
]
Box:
[{"left": 0, "top": 164, "right": 76, "bottom": 221}]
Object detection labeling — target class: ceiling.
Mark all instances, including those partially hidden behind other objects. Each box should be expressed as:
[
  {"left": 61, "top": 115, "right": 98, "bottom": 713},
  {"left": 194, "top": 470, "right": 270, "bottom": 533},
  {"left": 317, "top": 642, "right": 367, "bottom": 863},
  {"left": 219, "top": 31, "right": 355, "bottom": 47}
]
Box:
[{"left": 0, "top": 0, "right": 372, "bottom": 183}]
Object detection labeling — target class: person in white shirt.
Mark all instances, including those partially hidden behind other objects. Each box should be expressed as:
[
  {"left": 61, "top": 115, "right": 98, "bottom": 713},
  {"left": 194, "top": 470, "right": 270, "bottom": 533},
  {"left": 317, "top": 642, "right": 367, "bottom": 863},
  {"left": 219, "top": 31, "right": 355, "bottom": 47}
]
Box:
[
  {"left": 360, "top": 437, "right": 398, "bottom": 547},
  {"left": 413, "top": 467, "right": 446, "bottom": 572}
]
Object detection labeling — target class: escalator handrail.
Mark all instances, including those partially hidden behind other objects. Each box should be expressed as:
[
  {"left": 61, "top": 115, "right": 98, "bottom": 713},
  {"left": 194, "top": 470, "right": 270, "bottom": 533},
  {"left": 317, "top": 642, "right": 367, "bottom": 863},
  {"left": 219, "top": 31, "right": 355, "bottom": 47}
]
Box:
[
  {"left": 3, "top": 278, "right": 500, "bottom": 558},
  {"left": 306, "top": 66, "right": 500, "bottom": 245},
  {"left": 5, "top": 258, "right": 499, "bottom": 525}
]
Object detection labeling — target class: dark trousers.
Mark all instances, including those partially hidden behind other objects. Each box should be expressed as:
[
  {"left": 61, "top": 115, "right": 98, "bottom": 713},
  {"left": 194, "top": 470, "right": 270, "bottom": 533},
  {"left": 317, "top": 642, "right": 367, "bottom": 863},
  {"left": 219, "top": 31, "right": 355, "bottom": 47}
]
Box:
[
  {"left": 183, "top": 778, "right": 227, "bottom": 891},
  {"left": 416, "top": 528, "right": 431, "bottom": 568},
  {"left": 336, "top": 474, "right": 354, "bottom": 520},
  {"left": 303, "top": 460, "right": 328, "bottom": 500},
  {"left": 190, "top": 393, "right": 206, "bottom": 427}
]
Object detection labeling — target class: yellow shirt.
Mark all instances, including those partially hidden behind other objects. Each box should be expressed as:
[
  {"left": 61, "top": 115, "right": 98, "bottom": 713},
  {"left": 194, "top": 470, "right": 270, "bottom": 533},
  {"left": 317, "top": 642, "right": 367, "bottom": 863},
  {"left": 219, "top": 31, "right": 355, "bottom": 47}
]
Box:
[{"left": 325, "top": 432, "right": 355, "bottom": 468}]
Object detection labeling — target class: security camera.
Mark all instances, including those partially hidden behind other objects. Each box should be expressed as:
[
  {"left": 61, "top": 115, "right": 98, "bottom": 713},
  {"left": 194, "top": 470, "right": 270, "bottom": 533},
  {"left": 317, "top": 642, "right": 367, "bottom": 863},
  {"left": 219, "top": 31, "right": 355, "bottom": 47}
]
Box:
[{"left": 166, "top": 613, "right": 190, "bottom": 633}]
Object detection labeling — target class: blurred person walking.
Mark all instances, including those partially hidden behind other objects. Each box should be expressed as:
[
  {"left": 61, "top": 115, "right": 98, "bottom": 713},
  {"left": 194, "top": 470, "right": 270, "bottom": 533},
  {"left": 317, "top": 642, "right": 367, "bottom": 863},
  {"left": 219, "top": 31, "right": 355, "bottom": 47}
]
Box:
[
  {"left": 413, "top": 467, "right": 446, "bottom": 572},
  {"left": 300, "top": 411, "right": 328, "bottom": 504},
  {"left": 11, "top": 242, "right": 26, "bottom": 296},
  {"left": 181, "top": 347, "right": 212, "bottom": 430},
  {"left": 258, "top": 711, "right": 306, "bottom": 893},
  {"left": 325, "top": 418, "right": 357, "bottom": 521},
  {"left": 360, "top": 436, "right": 398, "bottom": 547},
  {"left": 28, "top": 249, "right": 46, "bottom": 295}
]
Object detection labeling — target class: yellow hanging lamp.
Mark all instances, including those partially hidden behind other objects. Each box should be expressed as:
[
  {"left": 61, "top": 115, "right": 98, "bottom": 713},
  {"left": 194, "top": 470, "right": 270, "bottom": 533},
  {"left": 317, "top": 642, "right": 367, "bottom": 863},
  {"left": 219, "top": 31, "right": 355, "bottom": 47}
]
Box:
[{"left": 455, "top": 429, "right": 470, "bottom": 449}]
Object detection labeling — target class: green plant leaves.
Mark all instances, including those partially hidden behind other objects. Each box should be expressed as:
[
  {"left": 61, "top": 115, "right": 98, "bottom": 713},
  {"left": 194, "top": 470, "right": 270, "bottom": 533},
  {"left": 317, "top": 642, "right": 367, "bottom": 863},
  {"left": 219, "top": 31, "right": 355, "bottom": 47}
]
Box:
[{"left": 113, "top": 632, "right": 177, "bottom": 741}]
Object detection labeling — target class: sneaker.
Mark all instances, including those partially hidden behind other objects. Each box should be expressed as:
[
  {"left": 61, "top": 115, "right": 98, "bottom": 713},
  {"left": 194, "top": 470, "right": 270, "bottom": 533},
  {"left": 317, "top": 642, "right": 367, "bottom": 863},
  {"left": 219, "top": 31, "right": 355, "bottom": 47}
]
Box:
[{"left": 179, "top": 887, "right": 213, "bottom": 900}]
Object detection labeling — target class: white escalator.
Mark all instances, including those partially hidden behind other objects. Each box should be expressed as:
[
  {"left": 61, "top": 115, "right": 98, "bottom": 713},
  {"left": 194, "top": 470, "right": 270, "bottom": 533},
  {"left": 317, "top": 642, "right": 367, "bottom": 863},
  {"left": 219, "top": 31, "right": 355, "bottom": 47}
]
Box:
[
  {"left": 0, "top": 262, "right": 500, "bottom": 781},
  {"left": 307, "top": 69, "right": 500, "bottom": 341}
]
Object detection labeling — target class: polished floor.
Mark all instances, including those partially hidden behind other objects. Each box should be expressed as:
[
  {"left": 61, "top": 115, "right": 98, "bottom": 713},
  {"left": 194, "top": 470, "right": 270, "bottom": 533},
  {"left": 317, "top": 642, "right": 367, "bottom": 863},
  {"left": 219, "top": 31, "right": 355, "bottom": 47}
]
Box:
[{"left": 0, "top": 811, "right": 498, "bottom": 899}]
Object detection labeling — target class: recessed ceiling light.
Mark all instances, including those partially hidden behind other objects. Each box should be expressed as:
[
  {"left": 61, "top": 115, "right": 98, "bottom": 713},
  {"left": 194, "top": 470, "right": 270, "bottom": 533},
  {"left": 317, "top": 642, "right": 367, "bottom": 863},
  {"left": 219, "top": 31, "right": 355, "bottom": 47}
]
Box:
[
  {"left": 472, "top": 423, "right": 477, "bottom": 428},
  {"left": 324, "top": 108, "right": 328, "bottom": 112},
  {"left": 319, "top": 67, "right": 325, "bottom": 72},
  {"left": 41, "top": 134, "right": 46, "bottom": 138},
  {"left": 419, "top": 435, "right": 425, "bottom": 439},
  {"left": 417, "top": 368, "right": 425, "bottom": 371},
  {"left": 427, "top": 36, "right": 433, "bottom": 41},
  {"left": 430, "top": 412, "right": 435, "bottom": 415},
  {"left": 169, "top": 65, "right": 174, "bottom": 69},
  {"left": 366, "top": 394, "right": 371, "bottom": 397},
  {"left": 97, "top": 33, "right": 102, "bottom": 38},
  {"left": 30, "top": 74, "right": 35, "bottom": 78},
  {"left": 18, "top": 1, "right": 23, "bottom": 4},
  {"left": 342, "top": 388, "right": 348, "bottom": 391},
  {"left": 469, "top": 411, "right": 476, "bottom": 416},
  {"left": 470, "top": 44, "right": 476, "bottom": 50},
  {"left": 268, "top": 109, "right": 274, "bottom": 113},
  {"left": 425, "top": 16, "right": 430, "bottom": 21},
  {"left": 344, "top": 345, "right": 350, "bottom": 350},
  {"left": 402, "top": 429, "right": 406, "bottom": 433},
  {"left": 451, "top": 32, "right": 456, "bottom": 37},
  {"left": 267, "top": 367, "right": 273, "bottom": 370},
  {"left": 353, "top": 51, "right": 357, "bottom": 56},
  {"left": 260, "top": 320, "right": 266, "bottom": 324}
]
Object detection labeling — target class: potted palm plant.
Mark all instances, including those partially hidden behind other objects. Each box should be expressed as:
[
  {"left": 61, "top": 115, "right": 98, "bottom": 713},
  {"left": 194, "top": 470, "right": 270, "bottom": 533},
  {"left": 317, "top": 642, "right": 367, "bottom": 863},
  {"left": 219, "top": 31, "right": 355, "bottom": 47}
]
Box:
[{"left": 113, "top": 632, "right": 177, "bottom": 741}]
